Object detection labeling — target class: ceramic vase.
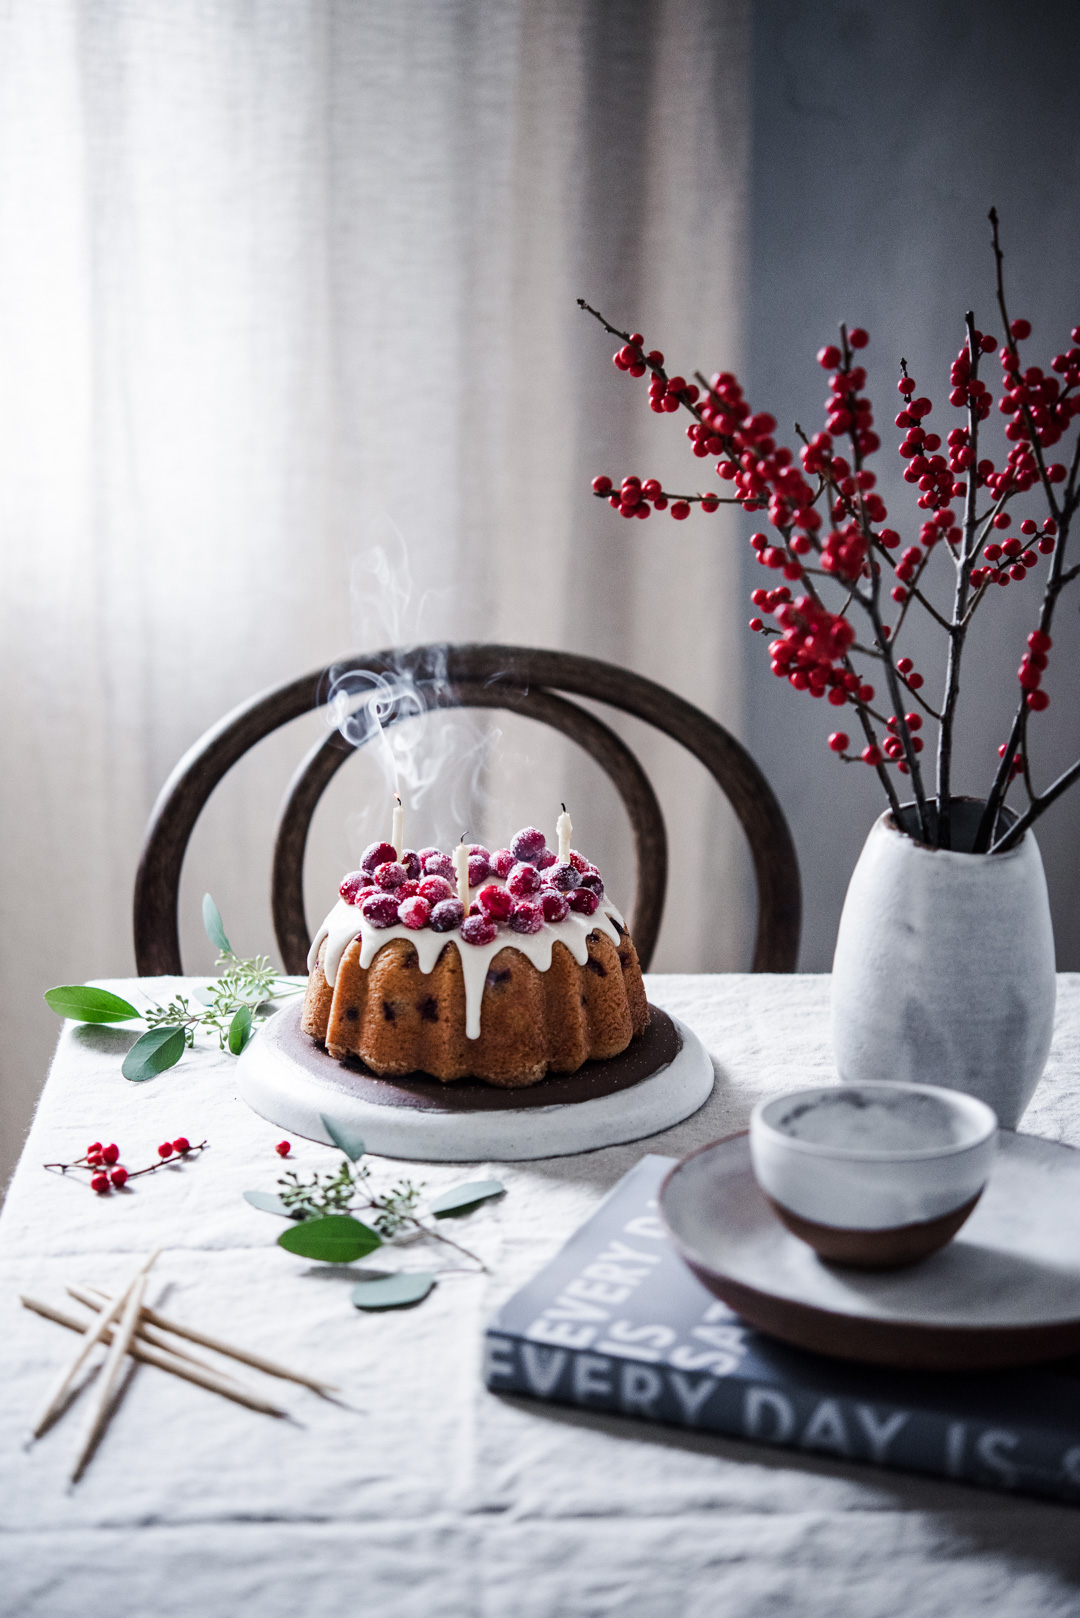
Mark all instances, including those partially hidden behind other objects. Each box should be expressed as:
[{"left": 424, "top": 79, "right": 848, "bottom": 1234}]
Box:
[{"left": 831, "top": 798, "right": 1056, "bottom": 1128}]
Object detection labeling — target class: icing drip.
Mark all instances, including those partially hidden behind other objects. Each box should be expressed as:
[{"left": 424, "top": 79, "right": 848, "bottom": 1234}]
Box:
[{"left": 307, "top": 892, "right": 625, "bottom": 1041}]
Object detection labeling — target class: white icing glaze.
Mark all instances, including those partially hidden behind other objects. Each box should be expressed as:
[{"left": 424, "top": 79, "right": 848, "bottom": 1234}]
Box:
[{"left": 307, "top": 888, "right": 626, "bottom": 1041}]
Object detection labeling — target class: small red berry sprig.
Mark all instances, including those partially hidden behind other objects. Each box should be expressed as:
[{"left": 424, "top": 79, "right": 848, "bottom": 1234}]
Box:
[{"left": 44, "top": 1137, "right": 208, "bottom": 1194}]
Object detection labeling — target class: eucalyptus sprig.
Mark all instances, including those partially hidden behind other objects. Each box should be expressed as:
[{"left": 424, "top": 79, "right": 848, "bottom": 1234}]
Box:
[
  {"left": 43, "top": 894, "right": 302, "bottom": 1082},
  {"left": 244, "top": 1115, "right": 505, "bottom": 1308}
]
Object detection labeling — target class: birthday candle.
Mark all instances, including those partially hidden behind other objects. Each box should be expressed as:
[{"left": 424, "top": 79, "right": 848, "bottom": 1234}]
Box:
[
  {"left": 392, "top": 796, "right": 404, "bottom": 861},
  {"left": 454, "top": 840, "right": 470, "bottom": 908},
  {"left": 556, "top": 805, "right": 572, "bottom": 864}
]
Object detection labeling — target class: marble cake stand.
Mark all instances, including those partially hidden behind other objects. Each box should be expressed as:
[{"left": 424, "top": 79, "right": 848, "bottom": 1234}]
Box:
[{"left": 236, "top": 1001, "right": 714, "bottom": 1162}]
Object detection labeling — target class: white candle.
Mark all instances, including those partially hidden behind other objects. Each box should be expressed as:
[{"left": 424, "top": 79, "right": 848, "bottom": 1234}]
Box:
[
  {"left": 556, "top": 805, "right": 572, "bottom": 864},
  {"left": 454, "top": 840, "right": 470, "bottom": 908},
  {"left": 392, "top": 796, "right": 404, "bottom": 861}
]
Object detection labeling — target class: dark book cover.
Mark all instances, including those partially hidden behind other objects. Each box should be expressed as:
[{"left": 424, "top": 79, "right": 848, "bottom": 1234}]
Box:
[{"left": 485, "top": 1154, "right": 1080, "bottom": 1504}]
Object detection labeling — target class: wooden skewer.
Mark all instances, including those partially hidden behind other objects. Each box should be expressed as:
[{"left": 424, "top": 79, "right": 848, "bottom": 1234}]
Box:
[
  {"left": 20, "top": 1296, "right": 289, "bottom": 1420},
  {"left": 65, "top": 1286, "right": 244, "bottom": 1383},
  {"left": 29, "top": 1250, "right": 159, "bottom": 1439},
  {"left": 84, "top": 1285, "right": 339, "bottom": 1394},
  {"left": 70, "top": 1267, "right": 150, "bottom": 1480}
]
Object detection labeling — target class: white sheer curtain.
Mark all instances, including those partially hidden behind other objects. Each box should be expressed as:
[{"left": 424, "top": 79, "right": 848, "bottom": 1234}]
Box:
[{"left": 0, "top": 0, "right": 750, "bottom": 1181}]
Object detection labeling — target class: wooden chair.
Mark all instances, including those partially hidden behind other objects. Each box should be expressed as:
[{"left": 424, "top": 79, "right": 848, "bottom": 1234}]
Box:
[{"left": 134, "top": 643, "right": 801, "bottom": 975}]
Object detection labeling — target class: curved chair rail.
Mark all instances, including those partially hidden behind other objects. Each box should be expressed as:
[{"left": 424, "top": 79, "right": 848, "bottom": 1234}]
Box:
[{"left": 134, "top": 643, "right": 801, "bottom": 975}]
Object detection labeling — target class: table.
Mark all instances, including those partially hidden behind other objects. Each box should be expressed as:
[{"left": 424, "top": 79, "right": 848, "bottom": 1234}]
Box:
[{"left": 4, "top": 974, "right": 1080, "bottom": 1618}]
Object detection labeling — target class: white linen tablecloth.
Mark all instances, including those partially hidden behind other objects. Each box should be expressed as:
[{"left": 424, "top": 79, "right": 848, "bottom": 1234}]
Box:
[{"left": 4, "top": 973, "right": 1080, "bottom": 1618}]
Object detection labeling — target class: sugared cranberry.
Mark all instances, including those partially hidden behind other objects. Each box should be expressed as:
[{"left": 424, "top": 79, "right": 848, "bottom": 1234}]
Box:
[
  {"left": 91, "top": 1173, "right": 110, "bottom": 1194},
  {"left": 423, "top": 852, "right": 456, "bottom": 882},
  {"left": 489, "top": 848, "right": 515, "bottom": 879},
  {"left": 509, "top": 902, "right": 544, "bottom": 934},
  {"left": 578, "top": 872, "right": 605, "bottom": 898},
  {"left": 339, "top": 870, "right": 368, "bottom": 903},
  {"left": 109, "top": 1167, "right": 128, "bottom": 1188},
  {"left": 569, "top": 888, "right": 600, "bottom": 916},
  {"left": 548, "top": 862, "right": 580, "bottom": 892},
  {"left": 361, "top": 841, "right": 397, "bottom": 874},
  {"left": 102, "top": 1144, "right": 120, "bottom": 1165},
  {"left": 461, "top": 914, "right": 497, "bottom": 945},
  {"left": 507, "top": 862, "right": 542, "bottom": 898},
  {"left": 361, "top": 893, "right": 400, "bottom": 929},
  {"left": 468, "top": 851, "right": 491, "bottom": 886},
  {"left": 399, "top": 850, "right": 422, "bottom": 880},
  {"left": 541, "top": 892, "right": 570, "bottom": 924},
  {"left": 536, "top": 849, "right": 557, "bottom": 869},
  {"left": 510, "top": 827, "right": 548, "bottom": 864},
  {"left": 418, "top": 875, "right": 453, "bottom": 905},
  {"left": 416, "top": 846, "right": 441, "bottom": 866},
  {"left": 275, "top": 1140, "right": 291, "bottom": 1157},
  {"left": 568, "top": 850, "right": 590, "bottom": 873},
  {"left": 172, "top": 1137, "right": 190, "bottom": 1153},
  {"left": 478, "top": 884, "right": 514, "bottom": 921},
  {"left": 158, "top": 1142, "right": 174, "bottom": 1158},
  {"left": 374, "top": 861, "right": 408, "bottom": 891},
  {"left": 398, "top": 896, "right": 431, "bottom": 929},
  {"left": 397, "top": 879, "right": 420, "bottom": 900},
  {"left": 430, "top": 898, "right": 465, "bottom": 933}
]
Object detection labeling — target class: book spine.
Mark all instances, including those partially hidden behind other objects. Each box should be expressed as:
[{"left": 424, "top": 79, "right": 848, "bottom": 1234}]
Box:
[{"left": 485, "top": 1330, "right": 1080, "bottom": 1506}]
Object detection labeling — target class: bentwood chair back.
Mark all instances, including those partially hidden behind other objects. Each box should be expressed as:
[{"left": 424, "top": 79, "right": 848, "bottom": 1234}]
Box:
[{"left": 133, "top": 643, "right": 801, "bottom": 975}]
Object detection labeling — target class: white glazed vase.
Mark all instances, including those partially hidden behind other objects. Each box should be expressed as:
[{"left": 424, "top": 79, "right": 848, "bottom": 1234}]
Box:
[{"left": 831, "top": 798, "right": 1056, "bottom": 1128}]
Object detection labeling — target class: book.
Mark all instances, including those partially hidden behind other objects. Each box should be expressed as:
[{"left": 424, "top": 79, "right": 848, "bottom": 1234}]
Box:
[{"left": 485, "top": 1154, "right": 1080, "bottom": 1505}]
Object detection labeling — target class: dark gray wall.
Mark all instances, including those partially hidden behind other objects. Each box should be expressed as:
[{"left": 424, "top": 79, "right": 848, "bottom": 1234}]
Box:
[{"left": 745, "top": 0, "right": 1080, "bottom": 969}]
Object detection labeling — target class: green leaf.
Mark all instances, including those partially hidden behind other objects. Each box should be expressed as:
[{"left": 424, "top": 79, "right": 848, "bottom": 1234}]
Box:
[
  {"left": 228, "top": 1004, "right": 254, "bottom": 1055},
  {"left": 277, "top": 1214, "right": 382, "bottom": 1264},
  {"left": 121, "top": 1026, "right": 187, "bottom": 1082},
  {"left": 429, "top": 1179, "right": 505, "bottom": 1218},
  {"left": 319, "top": 1113, "right": 366, "bottom": 1162},
  {"left": 351, "top": 1272, "right": 435, "bottom": 1310},
  {"left": 243, "top": 1190, "right": 293, "bottom": 1218},
  {"left": 202, "top": 893, "right": 232, "bottom": 956},
  {"left": 44, "top": 985, "right": 141, "bottom": 1024}
]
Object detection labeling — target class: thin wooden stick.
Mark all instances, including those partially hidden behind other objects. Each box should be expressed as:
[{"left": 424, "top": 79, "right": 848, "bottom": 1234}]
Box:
[
  {"left": 29, "top": 1250, "right": 159, "bottom": 1438},
  {"left": 21, "top": 1297, "right": 288, "bottom": 1420},
  {"left": 83, "top": 1286, "right": 339, "bottom": 1394},
  {"left": 65, "top": 1286, "right": 244, "bottom": 1382},
  {"left": 71, "top": 1269, "right": 150, "bottom": 1481}
]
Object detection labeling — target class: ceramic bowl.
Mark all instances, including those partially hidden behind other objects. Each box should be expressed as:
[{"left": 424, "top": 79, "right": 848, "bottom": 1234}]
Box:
[{"left": 749, "top": 1081, "right": 998, "bottom": 1268}]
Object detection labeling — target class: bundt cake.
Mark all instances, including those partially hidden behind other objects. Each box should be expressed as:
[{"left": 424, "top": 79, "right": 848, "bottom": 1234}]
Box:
[{"left": 301, "top": 822, "right": 649, "bottom": 1086}]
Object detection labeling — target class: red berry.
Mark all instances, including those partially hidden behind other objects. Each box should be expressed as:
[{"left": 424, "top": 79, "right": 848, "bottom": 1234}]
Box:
[
  {"left": 1027, "top": 689, "right": 1050, "bottom": 711},
  {"left": 398, "top": 895, "right": 431, "bottom": 929},
  {"left": 568, "top": 887, "right": 600, "bottom": 916},
  {"left": 578, "top": 872, "right": 605, "bottom": 899},
  {"left": 478, "top": 884, "right": 514, "bottom": 921},
  {"left": 818, "top": 344, "right": 842, "bottom": 370},
  {"left": 1010, "top": 319, "right": 1032, "bottom": 341},
  {"left": 397, "top": 880, "right": 420, "bottom": 900},
  {"left": 339, "top": 870, "right": 369, "bottom": 904},
  {"left": 158, "top": 1142, "right": 174, "bottom": 1158},
  {"left": 510, "top": 827, "right": 547, "bottom": 864},
  {"left": 828, "top": 732, "right": 849, "bottom": 753},
  {"left": 430, "top": 898, "right": 465, "bottom": 933},
  {"left": 361, "top": 841, "right": 397, "bottom": 874},
  {"left": 489, "top": 848, "right": 515, "bottom": 879},
  {"left": 88, "top": 1142, "right": 102, "bottom": 1153},
  {"left": 568, "top": 850, "right": 590, "bottom": 873},
  {"left": 896, "top": 657, "right": 913, "bottom": 674},
  {"left": 508, "top": 902, "right": 544, "bottom": 935},
  {"left": 905, "top": 712, "right": 922, "bottom": 731},
  {"left": 109, "top": 1168, "right": 128, "bottom": 1188},
  {"left": 749, "top": 617, "right": 764, "bottom": 632},
  {"left": 360, "top": 892, "right": 400, "bottom": 929},
  {"left": 507, "top": 861, "right": 542, "bottom": 898},
  {"left": 670, "top": 501, "right": 691, "bottom": 520},
  {"left": 467, "top": 851, "right": 491, "bottom": 887},
  {"left": 102, "top": 1144, "right": 120, "bottom": 1165},
  {"left": 275, "top": 1141, "right": 291, "bottom": 1157},
  {"left": 907, "top": 673, "right": 924, "bottom": 690},
  {"left": 1028, "top": 630, "right": 1052, "bottom": 653},
  {"left": 374, "top": 861, "right": 408, "bottom": 891},
  {"left": 1009, "top": 564, "right": 1027, "bottom": 581},
  {"left": 90, "top": 1173, "right": 110, "bottom": 1194},
  {"left": 460, "top": 914, "right": 497, "bottom": 946},
  {"left": 423, "top": 852, "right": 456, "bottom": 882},
  {"left": 848, "top": 328, "right": 869, "bottom": 349},
  {"left": 861, "top": 744, "right": 882, "bottom": 766},
  {"left": 592, "top": 475, "right": 613, "bottom": 493},
  {"left": 173, "top": 1137, "right": 190, "bottom": 1153},
  {"left": 541, "top": 892, "right": 570, "bottom": 924},
  {"left": 418, "top": 875, "right": 453, "bottom": 905},
  {"left": 1020, "top": 519, "right": 1037, "bottom": 535}
]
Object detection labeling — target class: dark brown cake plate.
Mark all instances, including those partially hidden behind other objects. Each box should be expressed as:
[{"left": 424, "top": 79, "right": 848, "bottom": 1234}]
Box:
[
  {"left": 236, "top": 999, "right": 715, "bottom": 1161},
  {"left": 660, "top": 1131, "right": 1080, "bottom": 1371}
]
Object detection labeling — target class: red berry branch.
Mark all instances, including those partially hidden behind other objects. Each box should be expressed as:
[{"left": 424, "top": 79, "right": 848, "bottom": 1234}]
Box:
[
  {"left": 580, "top": 209, "right": 1080, "bottom": 852},
  {"left": 44, "top": 1137, "right": 208, "bottom": 1194}
]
